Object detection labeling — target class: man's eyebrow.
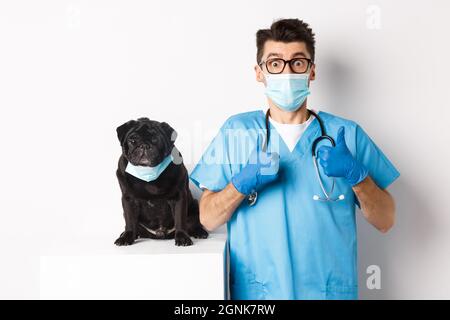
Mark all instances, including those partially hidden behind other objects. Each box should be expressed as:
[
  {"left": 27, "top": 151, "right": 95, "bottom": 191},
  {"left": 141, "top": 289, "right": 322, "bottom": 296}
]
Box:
[
  {"left": 264, "top": 52, "right": 309, "bottom": 60},
  {"left": 291, "top": 52, "right": 307, "bottom": 58},
  {"left": 265, "top": 52, "right": 283, "bottom": 60}
]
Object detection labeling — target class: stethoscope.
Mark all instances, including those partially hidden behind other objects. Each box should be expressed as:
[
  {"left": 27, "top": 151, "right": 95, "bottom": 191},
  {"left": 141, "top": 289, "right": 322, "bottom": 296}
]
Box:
[{"left": 247, "top": 108, "right": 345, "bottom": 206}]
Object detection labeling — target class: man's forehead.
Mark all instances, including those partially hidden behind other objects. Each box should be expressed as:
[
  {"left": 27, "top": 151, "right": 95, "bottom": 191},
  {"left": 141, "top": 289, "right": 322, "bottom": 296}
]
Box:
[{"left": 263, "top": 41, "right": 309, "bottom": 59}]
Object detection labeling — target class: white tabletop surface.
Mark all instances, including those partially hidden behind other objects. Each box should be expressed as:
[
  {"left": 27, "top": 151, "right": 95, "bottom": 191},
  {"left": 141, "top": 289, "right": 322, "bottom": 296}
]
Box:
[{"left": 39, "top": 225, "right": 227, "bottom": 256}]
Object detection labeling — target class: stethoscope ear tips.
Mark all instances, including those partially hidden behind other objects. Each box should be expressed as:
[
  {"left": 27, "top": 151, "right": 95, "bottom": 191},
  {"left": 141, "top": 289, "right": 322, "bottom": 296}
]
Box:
[
  {"left": 338, "top": 194, "right": 345, "bottom": 200},
  {"left": 313, "top": 195, "right": 320, "bottom": 201}
]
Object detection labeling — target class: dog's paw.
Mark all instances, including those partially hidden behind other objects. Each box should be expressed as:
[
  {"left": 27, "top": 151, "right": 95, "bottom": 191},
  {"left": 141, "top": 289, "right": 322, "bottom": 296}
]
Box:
[
  {"left": 114, "top": 231, "right": 135, "bottom": 246},
  {"left": 191, "top": 227, "right": 209, "bottom": 239},
  {"left": 174, "top": 231, "right": 193, "bottom": 246}
]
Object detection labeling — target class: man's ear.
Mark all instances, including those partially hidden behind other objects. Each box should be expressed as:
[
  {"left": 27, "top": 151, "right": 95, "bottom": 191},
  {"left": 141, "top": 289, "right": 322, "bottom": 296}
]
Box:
[
  {"left": 116, "top": 120, "right": 137, "bottom": 146},
  {"left": 255, "top": 64, "right": 265, "bottom": 83},
  {"left": 160, "top": 122, "right": 177, "bottom": 144},
  {"left": 309, "top": 64, "right": 316, "bottom": 81}
]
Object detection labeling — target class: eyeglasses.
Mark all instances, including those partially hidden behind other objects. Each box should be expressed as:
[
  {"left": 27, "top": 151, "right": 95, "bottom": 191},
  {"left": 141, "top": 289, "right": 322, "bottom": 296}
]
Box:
[{"left": 259, "top": 57, "right": 313, "bottom": 74}]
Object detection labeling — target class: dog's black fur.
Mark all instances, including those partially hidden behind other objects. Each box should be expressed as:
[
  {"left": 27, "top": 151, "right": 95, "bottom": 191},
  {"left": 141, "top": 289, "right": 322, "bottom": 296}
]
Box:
[{"left": 114, "top": 117, "right": 208, "bottom": 246}]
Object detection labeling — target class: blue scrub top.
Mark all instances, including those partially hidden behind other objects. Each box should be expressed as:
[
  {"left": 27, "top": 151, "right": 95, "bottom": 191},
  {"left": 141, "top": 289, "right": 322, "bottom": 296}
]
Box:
[{"left": 189, "top": 109, "right": 400, "bottom": 300}]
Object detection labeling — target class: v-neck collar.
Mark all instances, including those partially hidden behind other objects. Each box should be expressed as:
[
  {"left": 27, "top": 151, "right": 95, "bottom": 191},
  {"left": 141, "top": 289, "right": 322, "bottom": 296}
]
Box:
[
  {"left": 259, "top": 109, "right": 322, "bottom": 159},
  {"left": 268, "top": 114, "right": 315, "bottom": 153}
]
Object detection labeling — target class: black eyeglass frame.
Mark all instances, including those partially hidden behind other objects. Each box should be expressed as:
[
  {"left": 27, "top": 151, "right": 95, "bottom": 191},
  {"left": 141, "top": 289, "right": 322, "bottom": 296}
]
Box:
[{"left": 258, "top": 57, "right": 314, "bottom": 74}]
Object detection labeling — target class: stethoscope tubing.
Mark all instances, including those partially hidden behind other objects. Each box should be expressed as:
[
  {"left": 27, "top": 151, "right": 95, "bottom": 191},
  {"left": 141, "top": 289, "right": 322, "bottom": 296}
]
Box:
[{"left": 247, "top": 108, "right": 341, "bottom": 206}]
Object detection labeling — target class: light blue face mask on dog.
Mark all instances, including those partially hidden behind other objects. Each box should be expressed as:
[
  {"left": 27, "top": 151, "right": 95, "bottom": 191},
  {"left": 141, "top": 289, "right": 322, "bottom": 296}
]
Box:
[{"left": 125, "top": 154, "right": 174, "bottom": 182}]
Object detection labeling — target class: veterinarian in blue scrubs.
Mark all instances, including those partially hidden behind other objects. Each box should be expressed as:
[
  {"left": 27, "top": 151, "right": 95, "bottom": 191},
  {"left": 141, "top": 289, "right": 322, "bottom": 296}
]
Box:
[{"left": 189, "top": 19, "right": 399, "bottom": 299}]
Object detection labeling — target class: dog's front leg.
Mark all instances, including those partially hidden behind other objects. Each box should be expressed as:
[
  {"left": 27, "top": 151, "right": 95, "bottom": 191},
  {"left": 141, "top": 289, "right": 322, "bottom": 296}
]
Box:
[
  {"left": 114, "top": 194, "right": 139, "bottom": 246},
  {"left": 169, "top": 190, "right": 193, "bottom": 246}
]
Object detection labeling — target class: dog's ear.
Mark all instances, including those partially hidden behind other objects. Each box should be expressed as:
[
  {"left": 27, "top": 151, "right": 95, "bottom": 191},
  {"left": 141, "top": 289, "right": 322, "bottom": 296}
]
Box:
[
  {"left": 160, "top": 121, "right": 177, "bottom": 144},
  {"left": 116, "top": 120, "right": 137, "bottom": 146}
]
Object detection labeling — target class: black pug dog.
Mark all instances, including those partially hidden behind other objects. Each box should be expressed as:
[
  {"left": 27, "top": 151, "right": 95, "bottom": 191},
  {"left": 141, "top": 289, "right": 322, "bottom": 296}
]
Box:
[{"left": 114, "top": 117, "right": 208, "bottom": 246}]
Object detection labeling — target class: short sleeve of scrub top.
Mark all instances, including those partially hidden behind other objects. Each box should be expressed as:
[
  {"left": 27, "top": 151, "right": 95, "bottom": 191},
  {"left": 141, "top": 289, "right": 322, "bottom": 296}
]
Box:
[
  {"left": 354, "top": 124, "right": 400, "bottom": 207},
  {"left": 190, "top": 119, "right": 232, "bottom": 192}
]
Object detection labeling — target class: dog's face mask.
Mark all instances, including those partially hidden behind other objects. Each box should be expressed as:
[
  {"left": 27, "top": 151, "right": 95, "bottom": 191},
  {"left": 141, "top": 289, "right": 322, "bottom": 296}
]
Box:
[{"left": 116, "top": 117, "right": 177, "bottom": 167}]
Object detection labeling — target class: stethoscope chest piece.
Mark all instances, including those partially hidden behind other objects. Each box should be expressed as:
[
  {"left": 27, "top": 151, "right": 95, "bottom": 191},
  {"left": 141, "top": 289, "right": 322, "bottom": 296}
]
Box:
[{"left": 247, "top": 191, "right": 258, "bottom": 206}]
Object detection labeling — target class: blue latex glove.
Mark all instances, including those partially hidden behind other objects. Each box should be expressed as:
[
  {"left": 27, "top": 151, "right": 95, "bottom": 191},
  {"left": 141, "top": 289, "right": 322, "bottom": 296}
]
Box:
[
  {"left": 317, "top": 126, "right": 368, "bottom": 186},
  {"left": 231, "top": 147, "right": 280, "bottom": 196}
]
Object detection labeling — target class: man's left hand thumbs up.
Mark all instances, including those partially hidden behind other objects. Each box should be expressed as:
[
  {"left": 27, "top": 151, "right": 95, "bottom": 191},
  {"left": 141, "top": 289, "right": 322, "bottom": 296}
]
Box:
[{"left": 317, "top": 126, "right": 368, "bottom": 186}]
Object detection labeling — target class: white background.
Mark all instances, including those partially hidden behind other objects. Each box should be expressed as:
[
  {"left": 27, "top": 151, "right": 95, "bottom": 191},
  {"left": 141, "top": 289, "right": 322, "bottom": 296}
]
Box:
[{"left": 1, "top": 0, "right": 449, "bottom": 299}]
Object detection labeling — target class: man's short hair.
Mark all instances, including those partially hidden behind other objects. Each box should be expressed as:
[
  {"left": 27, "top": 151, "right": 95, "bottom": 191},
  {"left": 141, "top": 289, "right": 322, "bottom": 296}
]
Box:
[{"left": 256, "top": 18, "right": 316, "bottom": 63}]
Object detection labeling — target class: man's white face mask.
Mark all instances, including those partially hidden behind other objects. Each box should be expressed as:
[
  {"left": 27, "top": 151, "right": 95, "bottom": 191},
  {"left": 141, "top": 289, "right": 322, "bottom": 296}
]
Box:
[{"left": 264, "top": 72, "right": 310, "bottom": 112}]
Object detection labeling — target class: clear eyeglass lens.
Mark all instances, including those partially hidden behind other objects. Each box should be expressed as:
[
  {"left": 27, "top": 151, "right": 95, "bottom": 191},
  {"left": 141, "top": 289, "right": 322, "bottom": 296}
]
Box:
[{"left": 266, "top": 58, "right": 309, "bottom": 74}]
